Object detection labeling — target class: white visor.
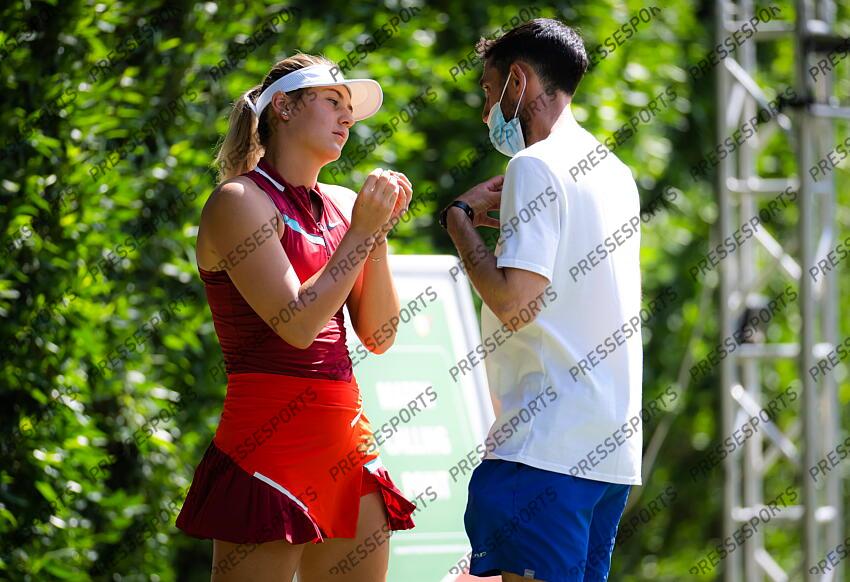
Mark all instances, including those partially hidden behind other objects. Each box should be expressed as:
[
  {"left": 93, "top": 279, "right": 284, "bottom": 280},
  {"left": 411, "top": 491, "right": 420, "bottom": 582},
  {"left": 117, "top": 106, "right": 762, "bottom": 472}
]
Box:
[{"left": 247, "top": 63, "right": 383, "bottom": 122}]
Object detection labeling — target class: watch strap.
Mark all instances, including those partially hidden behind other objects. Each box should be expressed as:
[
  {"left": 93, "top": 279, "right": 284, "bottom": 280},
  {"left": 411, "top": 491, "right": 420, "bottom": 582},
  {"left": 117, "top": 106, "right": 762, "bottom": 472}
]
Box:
[{"left": 439, "top": 200, "right": 474, "bottom": 229}]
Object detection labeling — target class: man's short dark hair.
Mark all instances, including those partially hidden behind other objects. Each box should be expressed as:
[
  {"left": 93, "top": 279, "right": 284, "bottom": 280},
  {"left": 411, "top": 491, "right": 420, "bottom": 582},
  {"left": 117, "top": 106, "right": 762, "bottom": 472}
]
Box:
[{"left": 476, "top": 18, "right": 588, "bottom": 96}]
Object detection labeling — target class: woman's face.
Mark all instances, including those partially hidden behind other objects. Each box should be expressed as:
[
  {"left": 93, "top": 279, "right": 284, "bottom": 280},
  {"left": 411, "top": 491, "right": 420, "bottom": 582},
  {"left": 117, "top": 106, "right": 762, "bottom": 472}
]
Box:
[{"left": 273, "top": 86, "right": 354, "bottom": 163}]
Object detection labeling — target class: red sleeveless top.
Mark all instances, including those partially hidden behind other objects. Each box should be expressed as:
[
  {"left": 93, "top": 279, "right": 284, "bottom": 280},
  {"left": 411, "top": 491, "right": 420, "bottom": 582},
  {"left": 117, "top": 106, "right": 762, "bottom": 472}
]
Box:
[{"left": 198, "top": 158, "right": 354, "bottom": 381}]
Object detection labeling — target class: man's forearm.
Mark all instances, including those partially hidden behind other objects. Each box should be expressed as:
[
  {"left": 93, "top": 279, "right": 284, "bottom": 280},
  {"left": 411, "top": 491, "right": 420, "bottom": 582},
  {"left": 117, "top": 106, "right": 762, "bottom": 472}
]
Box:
[{"left": 446, "top": 206, "right": 510, "bottom": 315}]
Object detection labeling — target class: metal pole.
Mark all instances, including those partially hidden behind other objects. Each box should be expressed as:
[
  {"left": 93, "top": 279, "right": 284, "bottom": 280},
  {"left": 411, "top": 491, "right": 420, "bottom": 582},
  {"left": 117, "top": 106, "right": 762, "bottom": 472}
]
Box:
[
  {"left": 792, "top": 1, "right": 821, "bottom": 579},
  {"left": 815, "top": 3, "right": 843, "bottom": 577},
  {"left": 717, "top": 0, "right": 740, "bottom": 579},
  {"left": 739, "top": 1, "right": 763, "bottom": 579}
]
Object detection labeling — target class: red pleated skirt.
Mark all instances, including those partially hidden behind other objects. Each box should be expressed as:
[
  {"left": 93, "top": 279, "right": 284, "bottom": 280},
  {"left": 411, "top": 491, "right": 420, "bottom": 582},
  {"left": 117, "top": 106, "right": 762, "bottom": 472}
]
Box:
[{"left": 175, "top": 372, "right": 416, "bottom": 544}]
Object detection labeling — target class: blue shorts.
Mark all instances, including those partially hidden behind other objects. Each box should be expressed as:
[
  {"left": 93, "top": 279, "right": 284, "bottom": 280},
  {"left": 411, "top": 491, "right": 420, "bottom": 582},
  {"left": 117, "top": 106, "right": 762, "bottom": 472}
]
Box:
[{"left": 464, "top": 459, "right": 631, "bottom": 581}]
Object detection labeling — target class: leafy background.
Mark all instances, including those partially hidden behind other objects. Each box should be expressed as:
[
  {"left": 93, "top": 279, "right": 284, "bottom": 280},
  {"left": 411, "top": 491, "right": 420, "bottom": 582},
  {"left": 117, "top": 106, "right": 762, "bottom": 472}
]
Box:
[{"left": 1, "top": 0, "right": 848, "bottom": 580}]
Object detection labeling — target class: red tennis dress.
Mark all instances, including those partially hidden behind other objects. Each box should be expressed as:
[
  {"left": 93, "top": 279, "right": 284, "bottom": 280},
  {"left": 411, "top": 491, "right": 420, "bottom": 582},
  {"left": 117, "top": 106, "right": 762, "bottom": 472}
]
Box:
[{"left": 175, "top": 158, "right": 416, "bottom": 544}]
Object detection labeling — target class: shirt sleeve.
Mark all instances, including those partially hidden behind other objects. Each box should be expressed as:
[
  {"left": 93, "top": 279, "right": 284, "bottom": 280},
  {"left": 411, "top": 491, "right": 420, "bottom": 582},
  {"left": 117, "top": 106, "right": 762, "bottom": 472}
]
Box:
[{"left": 495, "top": 155, "right": 563, "bottom": 282}]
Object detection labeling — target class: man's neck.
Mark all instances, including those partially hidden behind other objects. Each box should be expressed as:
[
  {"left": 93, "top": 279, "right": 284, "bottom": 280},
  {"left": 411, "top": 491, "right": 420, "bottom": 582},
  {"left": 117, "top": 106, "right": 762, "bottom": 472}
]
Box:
[
  {"left": 550, "top": 103, "right": 580, "bottom": 135},
  {"left": 525, "top": 100, "right": 578, "bottom": 146}
]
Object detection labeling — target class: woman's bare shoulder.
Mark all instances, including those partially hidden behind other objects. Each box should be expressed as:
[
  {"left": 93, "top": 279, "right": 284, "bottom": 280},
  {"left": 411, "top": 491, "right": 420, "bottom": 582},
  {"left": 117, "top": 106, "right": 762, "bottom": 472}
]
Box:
[
  {"left": 199, "top": 175, "right": 283, "bottom": 246},
  {"left": 206, "top": 176, "right": 262, "bottom": 210},
  {"left": 197, "top": 177, "right": 272, "bottom": 270},
  {"left": 202, "top": 176, "right": 279, "bottom": 224}
]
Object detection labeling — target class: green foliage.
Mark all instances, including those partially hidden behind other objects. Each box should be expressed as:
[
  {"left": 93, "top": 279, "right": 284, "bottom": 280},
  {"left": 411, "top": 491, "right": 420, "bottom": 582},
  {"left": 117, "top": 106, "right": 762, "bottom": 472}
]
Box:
[{"left": 1, "top": 0, "right": 848, "bottom": 580}]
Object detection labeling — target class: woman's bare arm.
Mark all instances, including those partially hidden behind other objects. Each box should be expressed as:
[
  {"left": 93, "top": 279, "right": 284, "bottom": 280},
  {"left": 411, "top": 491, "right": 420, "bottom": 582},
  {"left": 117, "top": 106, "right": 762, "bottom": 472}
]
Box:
[
  {"left": 201, "top": 172, "right": 397, "bottom": 349},
  {"left": 323, "top": 174, "right": 411, "bottom": 354}
]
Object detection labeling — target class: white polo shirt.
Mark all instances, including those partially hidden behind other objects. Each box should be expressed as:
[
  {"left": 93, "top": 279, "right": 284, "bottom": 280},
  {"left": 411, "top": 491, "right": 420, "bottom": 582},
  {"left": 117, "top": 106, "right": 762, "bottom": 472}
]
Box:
[{"left": 479, "top": 109, "right": 643, "bottom": 485}]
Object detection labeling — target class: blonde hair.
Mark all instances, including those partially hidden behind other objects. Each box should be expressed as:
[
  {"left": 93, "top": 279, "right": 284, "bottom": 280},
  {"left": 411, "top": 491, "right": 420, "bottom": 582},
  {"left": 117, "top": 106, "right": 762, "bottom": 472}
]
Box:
[{"left": 213, "top": 52, "right": 336, "bottom": 182}]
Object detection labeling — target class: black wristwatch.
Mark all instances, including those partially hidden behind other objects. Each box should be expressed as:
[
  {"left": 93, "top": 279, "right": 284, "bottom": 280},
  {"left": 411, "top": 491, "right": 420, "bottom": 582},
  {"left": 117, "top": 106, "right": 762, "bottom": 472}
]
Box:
[{"left": 439, "top": 200, "right": 474, "bottom": 229}]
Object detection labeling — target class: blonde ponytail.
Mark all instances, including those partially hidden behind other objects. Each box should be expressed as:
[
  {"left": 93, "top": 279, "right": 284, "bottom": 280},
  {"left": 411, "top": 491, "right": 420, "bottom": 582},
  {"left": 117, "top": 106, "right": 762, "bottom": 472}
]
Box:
[
  {"left": 213, "top": 52, "right": 337, "bottom": 183},
  {"left": 214, "top": 85, "right": 262, "bottom": 182}
]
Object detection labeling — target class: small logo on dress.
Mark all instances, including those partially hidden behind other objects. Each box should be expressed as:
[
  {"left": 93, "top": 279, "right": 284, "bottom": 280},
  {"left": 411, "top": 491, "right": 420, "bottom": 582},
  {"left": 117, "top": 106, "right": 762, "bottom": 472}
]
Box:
[
  {"left": 327, "top": 220, "right": 342, "bottom": 229},
  {"left": 523, "top": 569, "right": 536, "bottom": 578}
]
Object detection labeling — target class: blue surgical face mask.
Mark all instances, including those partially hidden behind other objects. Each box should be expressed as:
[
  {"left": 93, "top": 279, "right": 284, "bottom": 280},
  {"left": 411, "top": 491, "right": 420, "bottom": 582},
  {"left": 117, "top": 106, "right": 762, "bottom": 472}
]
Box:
[{"left": 487, "top": 71, "right": 526, "bottom": 157}]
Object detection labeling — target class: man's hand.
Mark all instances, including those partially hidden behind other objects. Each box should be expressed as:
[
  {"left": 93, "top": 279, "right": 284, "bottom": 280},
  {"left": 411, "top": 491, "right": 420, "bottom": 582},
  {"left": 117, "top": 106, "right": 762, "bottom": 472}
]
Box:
[{"left": 456, "top": 174, "right": 503, "bottom": 228}]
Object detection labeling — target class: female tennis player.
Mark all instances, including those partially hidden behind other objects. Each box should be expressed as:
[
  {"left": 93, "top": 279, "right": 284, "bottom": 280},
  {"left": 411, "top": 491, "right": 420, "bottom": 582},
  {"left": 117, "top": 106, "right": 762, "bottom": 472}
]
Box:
[{"left": 175, "top": 53, "right": 416, "bottom": 582}]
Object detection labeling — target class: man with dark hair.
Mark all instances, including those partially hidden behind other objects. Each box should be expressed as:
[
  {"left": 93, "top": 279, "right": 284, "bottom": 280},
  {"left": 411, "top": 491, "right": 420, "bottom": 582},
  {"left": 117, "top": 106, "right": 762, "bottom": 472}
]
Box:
[{"left": 439, "top": 18, "right": 643, "bottom": 581}]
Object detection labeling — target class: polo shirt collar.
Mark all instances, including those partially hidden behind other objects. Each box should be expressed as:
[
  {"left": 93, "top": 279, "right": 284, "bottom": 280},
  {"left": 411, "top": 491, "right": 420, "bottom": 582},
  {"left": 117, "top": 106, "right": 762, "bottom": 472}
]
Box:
[{"left": 255, "top": 157, "right": 324, "bottom": 200}]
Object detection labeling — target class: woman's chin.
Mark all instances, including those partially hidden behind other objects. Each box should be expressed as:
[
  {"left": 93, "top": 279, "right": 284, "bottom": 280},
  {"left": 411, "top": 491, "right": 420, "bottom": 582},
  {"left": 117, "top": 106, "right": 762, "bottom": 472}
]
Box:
[{"left": 324, "top": 145, "right": 344, "bottom": 162}]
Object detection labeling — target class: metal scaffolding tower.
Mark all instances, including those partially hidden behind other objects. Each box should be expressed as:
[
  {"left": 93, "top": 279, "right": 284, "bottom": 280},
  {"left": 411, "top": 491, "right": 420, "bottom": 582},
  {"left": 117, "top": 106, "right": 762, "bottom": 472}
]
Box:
[{"left": 717, "top": 0, "right": 847, "bottom": 580}]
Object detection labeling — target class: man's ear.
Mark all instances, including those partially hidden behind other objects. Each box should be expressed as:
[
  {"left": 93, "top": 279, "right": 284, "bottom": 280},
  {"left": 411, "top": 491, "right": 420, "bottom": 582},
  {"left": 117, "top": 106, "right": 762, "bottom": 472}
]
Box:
[{"left": 510, "top": 62, "right": 529, "bottom": 93}]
